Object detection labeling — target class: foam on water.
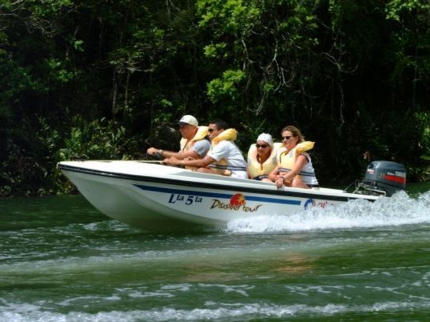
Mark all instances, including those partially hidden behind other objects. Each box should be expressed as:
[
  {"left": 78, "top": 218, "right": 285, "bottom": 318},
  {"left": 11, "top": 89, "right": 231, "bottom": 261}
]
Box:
[
  {"left": 226, "top": 190, "right": 430, "bottom": 233},
  {"left": 2, "top": 300, "right": 430, "bottom": 322}
]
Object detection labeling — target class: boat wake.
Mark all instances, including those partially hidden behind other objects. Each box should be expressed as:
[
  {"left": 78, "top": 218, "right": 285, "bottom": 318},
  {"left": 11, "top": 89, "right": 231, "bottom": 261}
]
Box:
[
  {"left": 225, "top": 190, "right": 430, "bottom": 233},
  {"left": 2, "top": 298, "right": 430, "bottom": 322}
]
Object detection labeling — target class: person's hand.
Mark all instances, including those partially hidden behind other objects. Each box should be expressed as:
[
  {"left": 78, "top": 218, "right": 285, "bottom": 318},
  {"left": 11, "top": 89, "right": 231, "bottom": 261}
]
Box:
[
  {"left": 147, "top": 147, "right": 157, "bottom": 155},
  {"left": 164, "top": 156, "right": 179, "bottom": 166},
  {"left": 275, "top": 177, "right": 284, "bottom": 189}
]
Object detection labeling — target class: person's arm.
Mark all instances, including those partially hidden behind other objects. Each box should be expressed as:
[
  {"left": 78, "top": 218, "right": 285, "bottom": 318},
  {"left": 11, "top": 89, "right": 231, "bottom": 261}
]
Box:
[
  {"left": 147, "top": 147, "right": 200, "bottom": 160},
  {"left": 165, "top": 155, "right": 216, "bottom": 168},
  {"left": 268, "top": 165, "right": 280, "bottom": 182},
  {"left": 162, "top": 149, "right": 200, "bottom": 160},
  {"left": 278, "top": 154, "right": 308, "bottom": 184}
]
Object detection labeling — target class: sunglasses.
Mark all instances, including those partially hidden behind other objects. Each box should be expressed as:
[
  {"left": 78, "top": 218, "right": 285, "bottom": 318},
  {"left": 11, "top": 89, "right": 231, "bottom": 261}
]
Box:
[
  {"left": 282, "top": 136, "right": 293, "bottom": 141},
  {"left": 208, "top": 129, "right": 216, "bottom": 133},
  {"left": 256, "top": 144, "right": 269, "bottom": 148}
]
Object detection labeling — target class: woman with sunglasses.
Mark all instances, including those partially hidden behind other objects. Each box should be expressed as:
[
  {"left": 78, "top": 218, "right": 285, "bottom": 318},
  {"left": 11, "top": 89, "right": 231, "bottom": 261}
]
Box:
[
  {"left": 247, "top": 133, "right": 280, "bottom": 182},
  {"left": 268, "top": 125, "right": 319, "bottom": 189}
]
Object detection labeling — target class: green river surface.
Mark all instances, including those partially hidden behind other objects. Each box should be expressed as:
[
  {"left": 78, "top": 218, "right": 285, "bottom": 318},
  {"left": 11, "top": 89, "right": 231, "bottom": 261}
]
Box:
[{"left": 1, "top": 187, "right": 430, "bottom": 321}]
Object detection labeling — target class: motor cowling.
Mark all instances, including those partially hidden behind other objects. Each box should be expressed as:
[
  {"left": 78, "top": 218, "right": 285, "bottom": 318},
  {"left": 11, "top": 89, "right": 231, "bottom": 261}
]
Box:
[{"left": 361, "top": 161, "right": 407, "bottom": 196}]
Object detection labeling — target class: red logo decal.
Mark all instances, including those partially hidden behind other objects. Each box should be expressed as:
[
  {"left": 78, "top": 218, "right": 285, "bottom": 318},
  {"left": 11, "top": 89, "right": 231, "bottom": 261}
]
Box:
[{"left": 230, "top": 193, "right": 246, "bottom": 206}]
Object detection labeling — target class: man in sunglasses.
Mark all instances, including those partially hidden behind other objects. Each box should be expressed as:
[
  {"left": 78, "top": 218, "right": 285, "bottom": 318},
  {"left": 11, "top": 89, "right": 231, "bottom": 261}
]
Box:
[
  {"left": 146, "top": 115, "right": 210, "bottom": 167},
  {"left": 164, "top": 119, "right": 248, "bottom": 178}
]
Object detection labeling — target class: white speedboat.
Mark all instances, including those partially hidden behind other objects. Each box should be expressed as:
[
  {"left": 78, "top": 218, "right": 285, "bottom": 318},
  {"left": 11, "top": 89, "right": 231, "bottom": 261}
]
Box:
[{"left": 57, "top": 160, "right": 406, "bottom": 231}]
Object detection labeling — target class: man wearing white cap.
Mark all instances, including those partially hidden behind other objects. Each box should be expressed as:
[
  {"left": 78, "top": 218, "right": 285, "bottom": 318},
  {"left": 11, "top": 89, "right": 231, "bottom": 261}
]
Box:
[
  {"left": 147, "top": 115, "right": 210, "bottom": 163},
  {"left": 165, "top": 119, "right": 248, "bottom": 179}
]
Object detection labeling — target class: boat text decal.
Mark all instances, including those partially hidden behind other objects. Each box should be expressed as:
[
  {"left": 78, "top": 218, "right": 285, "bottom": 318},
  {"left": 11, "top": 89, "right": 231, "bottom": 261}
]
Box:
[
  {"left": 211, "top": 193, "right": 262, "bottom": 212},
  {"left": 304, "top": 198, "right": 334, "bottom": 210},
  {"left": 133, "top": 184, "right": 302, "bottom": 206},
  {"left": 168, "top": 194, "right": 203, "bottom": 205}
]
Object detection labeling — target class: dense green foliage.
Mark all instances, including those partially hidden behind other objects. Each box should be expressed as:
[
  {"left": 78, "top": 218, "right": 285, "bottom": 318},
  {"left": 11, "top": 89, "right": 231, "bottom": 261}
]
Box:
[{"left": 1, "top": 0, "right": 429, "bottom": 196}]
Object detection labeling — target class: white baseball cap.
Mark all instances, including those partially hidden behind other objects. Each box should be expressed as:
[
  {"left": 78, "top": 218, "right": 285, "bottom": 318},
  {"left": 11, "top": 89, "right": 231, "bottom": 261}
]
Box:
[
  {"left": 178, "top": 115, "right": 198, "bottom": 127},
  {"left": 257, "top": 133, "right": 273, "bottom": 147}
]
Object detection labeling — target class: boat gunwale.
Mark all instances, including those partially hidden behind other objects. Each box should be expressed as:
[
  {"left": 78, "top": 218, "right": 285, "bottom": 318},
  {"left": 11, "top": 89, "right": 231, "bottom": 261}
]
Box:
[{"left": 58, "top": 162, "right": 378, "bottom": 203}]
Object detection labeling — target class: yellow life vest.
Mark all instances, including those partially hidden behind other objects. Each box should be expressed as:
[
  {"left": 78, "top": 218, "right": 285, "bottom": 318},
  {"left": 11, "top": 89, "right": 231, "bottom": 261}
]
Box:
[
  {"left": 278, "top": 141, "right": 315, "bottom": 180},
  {"left": 247, "top": 142, "right": 283, "bottom": 180},
  {"left": 210, "top": 128, "right": 238, "bottom": 176},
  {"left": 179, "top": 126, "right": 208, "bottom": 170},
  {"left": 179, "top": 126, "right": 209, "bottom": 152},
  {"left": 211, "top": 128, "right": 238, "bottom": 145}
]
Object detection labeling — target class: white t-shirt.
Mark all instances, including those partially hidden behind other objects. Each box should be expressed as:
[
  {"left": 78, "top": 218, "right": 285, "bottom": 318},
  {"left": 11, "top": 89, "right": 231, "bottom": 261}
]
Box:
[{"left": 208, "top": 141, "right": 247, "bottom": 178}]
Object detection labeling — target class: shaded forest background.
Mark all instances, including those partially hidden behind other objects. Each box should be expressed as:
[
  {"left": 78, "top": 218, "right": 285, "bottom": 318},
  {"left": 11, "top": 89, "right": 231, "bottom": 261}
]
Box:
[{"left": 1, "top": 0, "right": 430, "bottom": 197}]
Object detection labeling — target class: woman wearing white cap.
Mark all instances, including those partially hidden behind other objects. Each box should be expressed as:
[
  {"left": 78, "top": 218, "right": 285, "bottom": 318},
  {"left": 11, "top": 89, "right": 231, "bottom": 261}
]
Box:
[
  {"left": 247, "top": 133, "right": 280, "bottom": 182},
  {"left": 146, "top": 115, "right": 210, "bottom": 166}
]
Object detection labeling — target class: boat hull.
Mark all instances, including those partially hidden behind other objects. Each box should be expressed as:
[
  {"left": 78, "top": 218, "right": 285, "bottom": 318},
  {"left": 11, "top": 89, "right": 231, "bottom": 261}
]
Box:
[{"left": 58, "top": 161, "right": 380, "bottom": 231}]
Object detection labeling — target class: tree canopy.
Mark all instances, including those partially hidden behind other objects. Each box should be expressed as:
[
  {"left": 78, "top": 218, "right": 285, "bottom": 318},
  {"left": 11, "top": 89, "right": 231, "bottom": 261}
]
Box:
[{"left": 1, "top": 0, "right": 429, "bottom": 196}]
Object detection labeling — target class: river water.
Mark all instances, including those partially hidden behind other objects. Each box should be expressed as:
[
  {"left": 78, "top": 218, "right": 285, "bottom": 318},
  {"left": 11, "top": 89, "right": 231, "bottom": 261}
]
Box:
[{"left": 1, "top": 190, "right": 430, "bottom": 321}]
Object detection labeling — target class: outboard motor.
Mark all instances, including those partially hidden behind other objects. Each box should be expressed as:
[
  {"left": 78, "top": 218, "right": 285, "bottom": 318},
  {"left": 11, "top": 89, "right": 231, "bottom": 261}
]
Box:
[{"left": 351, "top": 161, "right": 407, "bottom": 196}]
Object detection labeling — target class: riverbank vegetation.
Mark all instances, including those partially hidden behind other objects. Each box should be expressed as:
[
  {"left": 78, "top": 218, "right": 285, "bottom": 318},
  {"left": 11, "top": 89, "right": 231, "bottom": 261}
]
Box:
[{"left": 1, "top": 0, "right": 430, "bottom": 197}]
